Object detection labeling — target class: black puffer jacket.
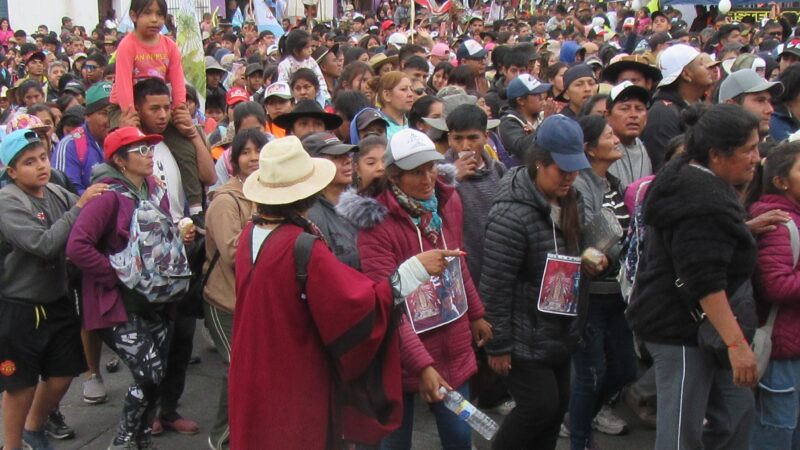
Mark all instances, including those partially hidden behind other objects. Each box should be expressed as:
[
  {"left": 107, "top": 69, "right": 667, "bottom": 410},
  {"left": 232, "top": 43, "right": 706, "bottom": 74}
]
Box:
[
  {"left": 625, "top": 159, "right": 757, "bottom": 346},
  {"left": 480, "top": 166, "right": 589, "bottom": 365}
]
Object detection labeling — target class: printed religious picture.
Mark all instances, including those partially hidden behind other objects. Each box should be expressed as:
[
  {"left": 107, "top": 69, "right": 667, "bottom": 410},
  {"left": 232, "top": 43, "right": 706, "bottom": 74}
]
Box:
[
  {"left": 405, "top": 257, "right": 468, "bottom": 334},
  {"left": 537, "top": 253, "right": 582, "bottom": 316}
]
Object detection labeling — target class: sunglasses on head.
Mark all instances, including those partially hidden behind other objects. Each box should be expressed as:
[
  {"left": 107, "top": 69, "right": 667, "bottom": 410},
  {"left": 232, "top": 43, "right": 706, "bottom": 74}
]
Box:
[{"left": 127, "top": 144, "right": 155, "bottom": 156}]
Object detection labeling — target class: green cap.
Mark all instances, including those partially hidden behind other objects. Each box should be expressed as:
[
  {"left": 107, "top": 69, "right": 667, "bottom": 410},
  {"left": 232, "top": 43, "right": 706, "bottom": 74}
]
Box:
[{"left": 85, "top": 81, "right": 112, "bottom": 115}]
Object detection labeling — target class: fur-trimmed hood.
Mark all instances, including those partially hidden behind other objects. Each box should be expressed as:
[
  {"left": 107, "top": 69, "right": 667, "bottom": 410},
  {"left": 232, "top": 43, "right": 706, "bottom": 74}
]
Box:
[
  {"left": 336, "top": 163, "right": 458, "bottom": 230},
  {"left": 336, "top": 188, "right": 388, "bottom": 230}
]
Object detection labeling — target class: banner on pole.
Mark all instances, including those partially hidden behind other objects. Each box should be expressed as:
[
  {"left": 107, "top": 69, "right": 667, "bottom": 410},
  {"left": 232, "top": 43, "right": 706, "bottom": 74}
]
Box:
[{"left": 176, "top": 0, "right": 207, "bottom": 109}]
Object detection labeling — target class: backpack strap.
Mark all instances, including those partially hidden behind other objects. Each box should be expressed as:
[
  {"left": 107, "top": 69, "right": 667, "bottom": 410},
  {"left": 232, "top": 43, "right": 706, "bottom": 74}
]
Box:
[
  {"left": 3, "top": 183, "right": 71, "bottom": 214},
  {"left": 785, "top": 219, "right": 800, "bottom": 269},
  {"left": 202, "top": 192, "right": 243, "bottom": 293},
  {"left": 293, "top": 232, "right": 318, "bottom": 302}
]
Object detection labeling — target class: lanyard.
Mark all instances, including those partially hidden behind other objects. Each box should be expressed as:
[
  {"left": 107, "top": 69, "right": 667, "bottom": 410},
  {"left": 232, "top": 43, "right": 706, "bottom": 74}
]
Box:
[{"left": 413, "top": 222, "right": 449, "bottom": 252}]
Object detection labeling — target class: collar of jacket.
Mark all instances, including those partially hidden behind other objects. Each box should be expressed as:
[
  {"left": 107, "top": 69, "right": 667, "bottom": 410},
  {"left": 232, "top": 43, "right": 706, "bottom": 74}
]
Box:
[{"left": 652, "top": 86, "right": 689, "bottom": 110}]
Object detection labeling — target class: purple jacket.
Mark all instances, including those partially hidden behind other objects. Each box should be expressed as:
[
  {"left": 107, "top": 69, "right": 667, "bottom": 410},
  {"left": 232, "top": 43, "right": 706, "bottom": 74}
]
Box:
[
  {"left": 750, "top": 194, "right": 800, "bottom": 360},
  {"left": 66, "top": 176, "right": 169, "bottom": 330}
]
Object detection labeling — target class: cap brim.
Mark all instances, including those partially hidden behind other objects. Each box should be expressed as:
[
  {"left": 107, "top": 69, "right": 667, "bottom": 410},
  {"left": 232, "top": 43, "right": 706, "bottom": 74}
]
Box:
[
  {"left": 657, "top": 72, "right": 680, "bottom": 88},
  {"left": 612, "top": 85, "right": 651, "bottom": 106},
  {"left": 243, "top": 158, "right": 336, "bottom": 205},
  {"left": 273, "top": 111, "right": 344, "bottom": 131},
  {"left": 531, "top": 83, "right": 552, "bottom": 95},
  {"left": 393, "top": 150, "right": 445, "bottom": 170},
  {"left": 466, "top": 49, "right": 488, "bottom": 60},
  {"left": 551, "top": 151, "right": 591, "bottom": 172},
  {"left": 422, "top": 117, "right": 448, "bottom": 131},
  {"left": 487, "top": 119, "right": 500, "bottom": 129},
  {"left": 744, "top": 80, "right": 784, "bottom": 98},
  {"left": 264, "top": 93, "right": 293, "bottom": 102},
  {"left": 602, "top": 61, "right": 662, "bottom": 83},
  {"left": 85, "top": 98, "right": 110, "bottom": 115},
  {"left": 321, "top": 143, "right": 358, "bottom": 156},
  {"left": 721, "top": 59, "right": 735, "bottom": 75},
  {"left": 358, "top": 116, "right": 389, "bottom": 130}
]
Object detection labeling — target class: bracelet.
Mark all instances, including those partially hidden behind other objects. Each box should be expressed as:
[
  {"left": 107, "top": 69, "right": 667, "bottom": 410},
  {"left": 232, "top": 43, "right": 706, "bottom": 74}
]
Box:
[{"left": 727, "top": 338, "right": 748, "bottom": 349}]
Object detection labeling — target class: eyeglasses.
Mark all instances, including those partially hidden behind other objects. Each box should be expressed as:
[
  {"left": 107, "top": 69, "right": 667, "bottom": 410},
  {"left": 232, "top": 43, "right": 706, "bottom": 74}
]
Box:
[
  {"left": 127, "top": 144, "right": 155, "bottom": 156},
  {"left": 83, "top": 64, "right": 99, "bottom": 70},
  {"left": 769, "top": 31, "right": 783, "bottom": 38}
]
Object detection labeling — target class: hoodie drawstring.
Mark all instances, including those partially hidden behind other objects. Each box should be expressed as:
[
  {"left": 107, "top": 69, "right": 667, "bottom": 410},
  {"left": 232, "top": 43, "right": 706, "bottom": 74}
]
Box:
[{"left": 34, "top": 305, "right": 47, "bottom": 329}]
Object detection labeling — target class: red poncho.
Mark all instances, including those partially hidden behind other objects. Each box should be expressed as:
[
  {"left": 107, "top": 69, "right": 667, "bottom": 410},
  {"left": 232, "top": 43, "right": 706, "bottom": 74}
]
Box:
[{"left": 229, "top": 224, "right": 401, "bottom": 449}]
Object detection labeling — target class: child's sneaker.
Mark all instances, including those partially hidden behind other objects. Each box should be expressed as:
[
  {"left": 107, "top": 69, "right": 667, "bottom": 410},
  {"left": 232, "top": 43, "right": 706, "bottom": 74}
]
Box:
[
  {"left": 44, "top": 409, "right": 75, "bottom": 440},
  {"left": 83, "top": 373, "right": 108, "bottom": 404},
  {"left": 22, "top": 429, "right": 54, "bottom": 450}
]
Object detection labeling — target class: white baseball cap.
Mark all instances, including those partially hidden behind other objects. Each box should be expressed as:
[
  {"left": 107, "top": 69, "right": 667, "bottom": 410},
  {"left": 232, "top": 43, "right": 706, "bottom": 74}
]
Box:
[
  {"left": 657, "top": 44, "right": 700, "bottom": 88},
  {"left": 384, "top": 128, "right": 444, "bottom": 170},
  {"left": 264, "top": 82, "right": 293, "bottom": 101},
  {"left": 387, "top": 32, "right": 408, "bottom": 49}
]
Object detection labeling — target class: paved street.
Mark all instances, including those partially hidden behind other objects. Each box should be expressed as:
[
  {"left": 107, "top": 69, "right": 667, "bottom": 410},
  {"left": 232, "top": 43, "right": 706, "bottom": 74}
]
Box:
[{"left": 1, "top": 322, "right": 655, "bottom": 449}]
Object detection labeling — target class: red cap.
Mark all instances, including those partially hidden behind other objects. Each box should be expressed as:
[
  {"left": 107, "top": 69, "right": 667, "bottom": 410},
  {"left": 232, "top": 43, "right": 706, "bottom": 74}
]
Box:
[
  {"left": 103, "top": 127, "right": 163, "bottom": 160},
  {"left": 381, "top": 20, "right": 395, "bottom": 32},
  {"left": 227, "top": 86, "right": 249, "bottom": 106}
]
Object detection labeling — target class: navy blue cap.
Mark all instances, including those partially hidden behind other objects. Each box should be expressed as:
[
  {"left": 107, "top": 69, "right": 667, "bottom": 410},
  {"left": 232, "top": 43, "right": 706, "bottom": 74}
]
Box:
[
  {"left": 534, "top": 115, "right": 591, "bottom": 172},
  {"left": 456, "top": 39, "right": 487, "bottom": 60},
  {"left": 554, "top": 63, "right": 596, "bottom": 102},
  {"left": 506, "top": 74, "right": 552, "bottom": 101}
]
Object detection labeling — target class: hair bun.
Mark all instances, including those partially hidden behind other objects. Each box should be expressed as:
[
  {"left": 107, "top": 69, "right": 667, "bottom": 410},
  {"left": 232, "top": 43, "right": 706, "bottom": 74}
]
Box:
[{"left": 681, "top": 103, "right": 709, "bottom": 128}]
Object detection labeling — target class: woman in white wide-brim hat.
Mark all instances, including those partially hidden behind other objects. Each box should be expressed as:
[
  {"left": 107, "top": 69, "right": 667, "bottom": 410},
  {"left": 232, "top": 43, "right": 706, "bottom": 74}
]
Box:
[{"left": 227, "top": 135, "right": 461, "bottom": 449}]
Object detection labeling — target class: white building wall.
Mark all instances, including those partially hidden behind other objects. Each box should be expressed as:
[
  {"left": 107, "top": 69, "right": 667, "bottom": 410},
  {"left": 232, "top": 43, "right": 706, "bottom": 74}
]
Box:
[{"left": 8, "top": 0, "right": 99, "bottom": 34}]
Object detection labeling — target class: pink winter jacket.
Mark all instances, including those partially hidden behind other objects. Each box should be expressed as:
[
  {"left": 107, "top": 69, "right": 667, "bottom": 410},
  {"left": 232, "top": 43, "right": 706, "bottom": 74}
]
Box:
[
  {"left": 750, "top": 194, "right": 800, "bottom": 360},
  {"left": 355, "top": 181, "right": 485, "bottom": 392}
]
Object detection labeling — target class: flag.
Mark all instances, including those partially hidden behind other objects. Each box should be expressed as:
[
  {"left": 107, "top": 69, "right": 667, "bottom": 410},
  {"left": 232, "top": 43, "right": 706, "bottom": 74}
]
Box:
[
  {"left": 415, "top": 0, "right": 453, "bottom": 16},
  {"left": 176, "top": 0, "right": 206, "bottom": 109},
  {"left": 253, "top": 0, "right": 286, "bottom": 38}
]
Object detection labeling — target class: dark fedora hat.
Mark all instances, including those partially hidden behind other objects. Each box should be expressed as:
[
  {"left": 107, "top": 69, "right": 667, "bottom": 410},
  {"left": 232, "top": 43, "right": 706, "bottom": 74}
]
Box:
[{"left": 273, "top": 100, "right": 343, "bottom": 131}]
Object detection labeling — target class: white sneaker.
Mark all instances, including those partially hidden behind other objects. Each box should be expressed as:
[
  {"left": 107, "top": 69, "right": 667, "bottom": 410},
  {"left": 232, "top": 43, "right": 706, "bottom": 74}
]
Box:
[
  {"left": 559, "top": 422, "right": 570, "bottom": 438},
  {"left": 592, "top": 405, "right": 628, "bottom": 436},
  {"left": 486, "top": 399, "right": 516, "bottom": 416},
  {"left": 83, "top": 373, "right": 108, "bottom": 404}
]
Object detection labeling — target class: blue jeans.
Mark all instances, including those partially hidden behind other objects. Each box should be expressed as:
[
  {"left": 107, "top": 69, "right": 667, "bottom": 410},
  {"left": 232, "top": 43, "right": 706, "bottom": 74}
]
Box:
[
  {"left": 752, "top": 359, "right": 800, "bottom": 450},
  {"left": 569, "top": 295, "right": 637, "bottom": 450},
  {"left": 379, "top": 383, "right": 472, "bottom": 450}
]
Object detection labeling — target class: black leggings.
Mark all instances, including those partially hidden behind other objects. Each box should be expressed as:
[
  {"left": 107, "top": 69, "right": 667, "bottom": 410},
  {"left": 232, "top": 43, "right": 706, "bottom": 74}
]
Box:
[
  {"left": 492, "top": 360, "right": 571, "bottom": 450},
  {"left": 101, "top": 312, "right": 170, "bottom": 443}
]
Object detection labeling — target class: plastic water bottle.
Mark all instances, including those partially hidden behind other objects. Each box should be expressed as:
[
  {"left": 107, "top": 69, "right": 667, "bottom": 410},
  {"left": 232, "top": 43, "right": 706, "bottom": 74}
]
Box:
[{"left": 438, "top": 387, "right": 499, "bottom": 440}]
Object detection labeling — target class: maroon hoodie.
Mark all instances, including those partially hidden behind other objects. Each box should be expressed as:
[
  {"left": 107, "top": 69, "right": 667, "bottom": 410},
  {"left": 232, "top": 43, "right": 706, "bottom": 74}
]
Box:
[
  {"left": 66, "top": 175, "right": 168, "bottom": 331},
  {"left": 750, "top": 193, "right": 800, "bottom": 360}
]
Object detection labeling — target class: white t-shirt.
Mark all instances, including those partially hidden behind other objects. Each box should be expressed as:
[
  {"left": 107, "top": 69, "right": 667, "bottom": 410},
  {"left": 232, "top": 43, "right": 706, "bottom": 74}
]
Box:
[
  {"left": 152, "top": 142, "right": 186, "bottom": 223},
  {"left": 252, "top": 226, "right": 273, "bottom": 263}
]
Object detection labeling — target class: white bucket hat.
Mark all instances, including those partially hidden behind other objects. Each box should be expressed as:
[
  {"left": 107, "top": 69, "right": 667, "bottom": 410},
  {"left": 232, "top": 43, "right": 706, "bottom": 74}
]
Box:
[
  {"left": 657, "top": 44, "right": 700, "bottom": 88},
  {"left": 243, "top": 136, "right": 336, "bottom": 205}
]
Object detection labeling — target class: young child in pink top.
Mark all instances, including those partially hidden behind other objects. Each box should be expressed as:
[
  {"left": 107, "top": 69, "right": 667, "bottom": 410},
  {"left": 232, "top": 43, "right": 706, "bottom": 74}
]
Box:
[{"left": 112, "top": 0, "right": 205, "bottom": 218}]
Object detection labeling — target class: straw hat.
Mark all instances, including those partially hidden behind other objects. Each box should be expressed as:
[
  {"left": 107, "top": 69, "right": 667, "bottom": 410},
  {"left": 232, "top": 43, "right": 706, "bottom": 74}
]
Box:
[
  {"left": 243, "top": 136, "right": 336, "bottom": 205},
  {"left": 369, "top": 53, "right": 399, "bottom": 72}
]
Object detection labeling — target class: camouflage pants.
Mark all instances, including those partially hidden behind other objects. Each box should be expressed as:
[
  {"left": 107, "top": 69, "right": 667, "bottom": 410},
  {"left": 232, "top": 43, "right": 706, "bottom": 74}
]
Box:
[{"left": 102, "top": 312, "right": 170, "bottom": 443}]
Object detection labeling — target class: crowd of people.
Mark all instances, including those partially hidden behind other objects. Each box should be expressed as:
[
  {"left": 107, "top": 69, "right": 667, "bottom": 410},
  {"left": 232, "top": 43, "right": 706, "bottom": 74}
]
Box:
[{"left": 4, "top": 0, "right": 800, "bottom": 449}]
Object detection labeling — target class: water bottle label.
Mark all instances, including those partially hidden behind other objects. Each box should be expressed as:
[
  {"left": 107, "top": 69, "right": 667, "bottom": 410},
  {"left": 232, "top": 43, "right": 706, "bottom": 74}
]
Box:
[{"left": 455, "top": 400, "right": 477, "bottom": 421}]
